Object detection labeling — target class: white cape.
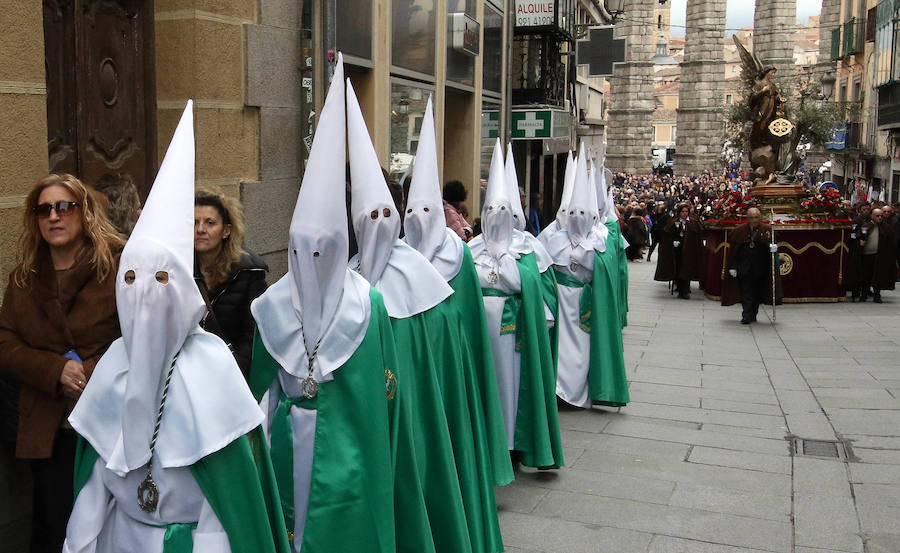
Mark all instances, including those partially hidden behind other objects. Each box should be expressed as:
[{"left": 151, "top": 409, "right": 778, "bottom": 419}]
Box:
[{"left": 350, "top": 239, "right": 453, "bottom": 318}]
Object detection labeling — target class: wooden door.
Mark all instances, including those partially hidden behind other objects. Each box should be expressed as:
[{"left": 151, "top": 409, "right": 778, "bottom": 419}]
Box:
[{"left": 43, "top": 0, "right": 157, "bottom": 197}]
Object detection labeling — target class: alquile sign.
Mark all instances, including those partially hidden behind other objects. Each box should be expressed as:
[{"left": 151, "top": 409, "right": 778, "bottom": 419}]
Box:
[{"left": 515, "top": 0, "right": 554, "bottom": 27}]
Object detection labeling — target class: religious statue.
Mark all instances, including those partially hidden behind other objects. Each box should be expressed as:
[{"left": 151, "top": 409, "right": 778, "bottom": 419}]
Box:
[{"left": 734, "top": 36, "right": 802, "bottom": 185}]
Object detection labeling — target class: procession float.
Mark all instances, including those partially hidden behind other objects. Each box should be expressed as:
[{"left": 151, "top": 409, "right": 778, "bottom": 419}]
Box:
[{"left": 703, "top": 37, "right": 851, "bottom": 303}]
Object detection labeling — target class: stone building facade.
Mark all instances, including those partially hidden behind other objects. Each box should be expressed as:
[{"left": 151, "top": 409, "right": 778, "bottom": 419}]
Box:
[
  {"left": 754, "top": 0, "right": 799, "bottom": 81},
  {"left": 674, "top": 0, "right": 726, "bottom": 174},
  {"left": 606, "top": 0, "right": 656, "bottom": 173}
]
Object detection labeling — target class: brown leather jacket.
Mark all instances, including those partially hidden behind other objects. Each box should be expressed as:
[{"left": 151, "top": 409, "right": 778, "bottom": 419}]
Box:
[{"left": 0, "top": 243, "right": 121, "bottom": 458}]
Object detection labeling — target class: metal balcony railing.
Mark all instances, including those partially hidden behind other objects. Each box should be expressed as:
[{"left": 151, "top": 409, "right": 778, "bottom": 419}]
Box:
[{"left": 842, "top": 18, "right": 865, "bottom": 57}]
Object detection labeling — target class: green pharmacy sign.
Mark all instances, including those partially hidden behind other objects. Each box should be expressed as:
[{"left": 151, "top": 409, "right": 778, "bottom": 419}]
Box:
[{"left": 511, "top": 110, "right": 552, "bottom": 139}]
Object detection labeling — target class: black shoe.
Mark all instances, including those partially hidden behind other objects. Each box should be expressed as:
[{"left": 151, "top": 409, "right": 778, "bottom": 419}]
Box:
[
  {"left": 750, "top": 314, "right": 758, "bottom": 322},
  {"left": 741, "top": 317, "right": 750, "bottom": 324},
  {"left": 874, "top": 295, "right": 883, "bottom": 304},
  {"left": 678, "top": 292, "right": 690, "bottom": 300}
]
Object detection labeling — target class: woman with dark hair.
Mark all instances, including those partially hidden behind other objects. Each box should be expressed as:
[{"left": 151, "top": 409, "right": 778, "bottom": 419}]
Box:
[
  {"left": 0, "top": 173, "right": 122, "bottom": 553},
  {"left": 443, "top": 179, "right": 473, "bottom": 239},
  {"left": 194, "top": 189, "right": 268, "bottom": 377}
]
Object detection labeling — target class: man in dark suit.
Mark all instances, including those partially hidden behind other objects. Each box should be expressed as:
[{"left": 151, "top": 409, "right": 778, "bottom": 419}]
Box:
[{"left": 726, "top": 208, "right": 778, "bottom": 323}]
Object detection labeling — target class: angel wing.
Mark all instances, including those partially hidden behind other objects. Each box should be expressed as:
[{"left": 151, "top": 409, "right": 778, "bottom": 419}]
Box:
[{"left": 733, "top": 35, "right": 763, "bottom": 90}]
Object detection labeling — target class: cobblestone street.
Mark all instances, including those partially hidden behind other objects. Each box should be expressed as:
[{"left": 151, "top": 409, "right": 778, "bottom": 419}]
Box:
[{"left": 498, "top": 260, "right": 900, "bottom": 553}]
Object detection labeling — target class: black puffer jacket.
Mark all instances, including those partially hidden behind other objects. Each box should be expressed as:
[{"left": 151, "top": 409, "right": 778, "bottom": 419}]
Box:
[{"left": 194, "top": 251, "right": 268, "bottom": 378}]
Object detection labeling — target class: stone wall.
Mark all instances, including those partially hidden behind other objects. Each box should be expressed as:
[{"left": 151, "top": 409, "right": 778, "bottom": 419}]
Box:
[
  {"left": 243, "top": 0, "right": 307, "bottom": 280},
  {"left": 606, "top": 0, "right": 655, "bottom": 174},
  {"left": 0, "top": 2, "right": 48, "bottom": 294},
  {"left": 753, "top": 0, "right": 797, "bottom": 80},
  {"left": 675, "top": 0, "right": 726, "bottom": 174}
]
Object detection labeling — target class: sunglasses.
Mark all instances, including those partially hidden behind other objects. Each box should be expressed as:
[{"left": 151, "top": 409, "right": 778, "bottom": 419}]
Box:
[{"left": 33, "top": 201, "right": 80, "bottom": 218}]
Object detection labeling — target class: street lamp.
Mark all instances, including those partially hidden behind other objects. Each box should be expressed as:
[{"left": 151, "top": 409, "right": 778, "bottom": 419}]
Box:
[
  {"left": 820, "top": 71, "right": 836, "bottom": 101},
  {"left": 398, "top": 97, "right": 410, "bottom": 115},
  {"left": 606, "top": 0, "right": 625, "bottom": 21}
]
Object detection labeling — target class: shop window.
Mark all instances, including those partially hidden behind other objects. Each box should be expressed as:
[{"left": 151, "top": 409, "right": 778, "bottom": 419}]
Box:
[
  {"left": 334, "top": 0, "right": 372, "bottom": 60},
  {"left": 392, "top": 0, "right": 437, "bottom": 76},
  {"left": 483, "top": 3, "right": 504, "bottom": 94},
  {"left": 447, "top": 0, "right": 476, "bottom": 85},
  {"left": 390, "top": 81, "right": 433, "bottom": 181}
]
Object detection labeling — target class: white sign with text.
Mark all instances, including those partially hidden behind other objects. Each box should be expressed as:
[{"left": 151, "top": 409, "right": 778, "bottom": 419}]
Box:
[{"left": 516, "top": 0, "right": 554, "bottom": 27}]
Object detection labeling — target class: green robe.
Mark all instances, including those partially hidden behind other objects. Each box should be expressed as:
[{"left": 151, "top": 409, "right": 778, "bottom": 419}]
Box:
[
  {"left": 433, "top": 248, "right": 505, "bottom": 552},
  {"left": 484, "top": 253, "right": 565, "bottom": 470},
  {"left": 555, "top": 250, "right": 630, "bottom": 407},
  {"left": 390, "top": 307, "right": 474, "bottom": 553},
  {"left": 73, "top": 430, "right": 291, "bottom": 553},
  {"left": 447, "top": 245, "right": 514, "bottom": 488},
  {"left": 249, "top": 290, "right": 434, "bottom": 553},
  {"left": 606, "top": 219, "right": 629, "bottom": 328}
]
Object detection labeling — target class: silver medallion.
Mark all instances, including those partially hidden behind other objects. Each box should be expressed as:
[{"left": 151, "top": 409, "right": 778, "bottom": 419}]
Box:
[
  {"left": 137, "top": 472, "right": 159, "bottom": 513},
  {"left": 569, "top": 262, "right": 578, "bottom": 272},
  {"left": 487, "top": 270, "right": 499, "bottom": 284},
  {"left": 301, "top": 376, "right": 319, "bottom": 399}
]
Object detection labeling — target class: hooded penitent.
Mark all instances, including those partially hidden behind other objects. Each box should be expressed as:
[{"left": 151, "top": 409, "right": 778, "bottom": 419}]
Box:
[
  {"left": 553, "top": 148, "right": 629, "bottom": 410},
  {"left": 249, "top": 57, "right": 407, "bottom": 553},
  {"left": 251, "top": 54, "right": 371, "bottom": 384},
  {"left": 470, "top": 144, "right": 554, "bottom": 273},
  {"left": 404, "top": 95, "right": 465, "bottom": 281},
  {"left": 404, "top": 95, "right": 445, "bottom": 262},
  {"left": 348, "top": 81, "right": 475, "bottom": 553},
  {"left": 70, "top": 101, "right": 262, "bottom": 476},
  {"left": 347, "top": 79, "right": 452, "bottom": 317},
  {"left": 556, "top": 151, "right": 576, "bottom": 228},
  {"left": 64, "top": 101, "right": 288, "bottom": 553},
  {"left": 473, "top": 139, "right": 520, "bottom": 292},
  {"left": 565, "top": 147, "right": 600, "bottom": 249}
]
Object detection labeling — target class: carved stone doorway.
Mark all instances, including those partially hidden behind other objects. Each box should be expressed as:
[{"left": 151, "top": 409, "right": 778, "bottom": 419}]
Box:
[{"left": 43, "top": 0, "right": 157, "bottom": 197}]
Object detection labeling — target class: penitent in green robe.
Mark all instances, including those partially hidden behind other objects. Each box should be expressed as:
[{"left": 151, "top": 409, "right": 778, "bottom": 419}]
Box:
[
  {"left": 438, "top": 245, "right": 505, "bottom": 553},
  {"left": 73, "top": 430, "right": 292, "bottom": 553},
  {"left": 555, "top": 250, "right": 630, "bottom": 407},
  {"left": 390, "top": 306, "right": 474, "bottom": 553},
  {"left": 483, "top": 253, "right": 565, "bottom": 470},
  {"left": 605, "top": 219, "right": 629, "bottom": 328},
  {"left": 249, "top": 289, "right": 434, "bottom": 553},
  {"left": 447, "top": 245, "right": 514, "bottom": 488}
]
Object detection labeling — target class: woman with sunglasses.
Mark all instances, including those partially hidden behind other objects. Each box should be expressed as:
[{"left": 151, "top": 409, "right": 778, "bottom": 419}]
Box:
[{"left": 0, "top": 173, "right": 122, "bottom": 553}]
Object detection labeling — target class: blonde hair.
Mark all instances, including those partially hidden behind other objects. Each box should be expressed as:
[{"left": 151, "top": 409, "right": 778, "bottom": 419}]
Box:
[
  {"left": 15, "top": 174, "right": 123, "bottom": 288},
  {"left": 195, "top": 187, "right": 245, "bottom": 289}
]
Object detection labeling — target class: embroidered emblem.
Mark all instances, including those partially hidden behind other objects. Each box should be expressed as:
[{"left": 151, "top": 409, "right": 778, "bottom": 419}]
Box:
[{"left": 385, "top": 369, "right": 397, "bottom": 400}]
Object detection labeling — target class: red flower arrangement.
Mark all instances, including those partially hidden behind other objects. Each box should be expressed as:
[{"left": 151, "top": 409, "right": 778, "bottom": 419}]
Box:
[
  {"left": 710, "top": 189, "right": 760, "bottom": 218},
  {"left": 800, "top": 187, "right": 843, "bottom": 213}
]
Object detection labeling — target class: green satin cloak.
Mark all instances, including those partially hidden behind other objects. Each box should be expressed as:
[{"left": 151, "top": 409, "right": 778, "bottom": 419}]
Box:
[
  {"left": 249, "top": 289, "right": 434, "bottom": 553},
  {"left": 73, "top": 429, "right": 291, "bottom": 553}
]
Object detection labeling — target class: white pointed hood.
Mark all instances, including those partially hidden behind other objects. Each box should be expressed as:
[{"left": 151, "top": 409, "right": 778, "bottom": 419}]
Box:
[
  {"left": 348, "top": 79, "right": 452, "bottom": 317},
  {"left": 556, "top": 151, "right": 576, "bottom": 228},
  {"left": 286, "top": 54, "right": 347, "bottom": 352},
  {"left": 348, "top": 80, "right": 400, "bottom": 285},
  {"left": 472, "top": 139, "right": 521, "bottom": 292},
  {"left": 251, "top": 54, "right": 372, "bottom": 382},
  {"left": 70, "top": 101, "right": 262, "bottom": 474},
  {"left": 567, "top": 146, "right": 599, "bottom": 247},
  {"left": 505, "top": 143, "right": 526, "bottom": 231},
  {"left": 482, "top": 139, "right": 513, "bottom": 260},
  {"left": 404, "top": 95, "right": 445, "bottom": 261}
]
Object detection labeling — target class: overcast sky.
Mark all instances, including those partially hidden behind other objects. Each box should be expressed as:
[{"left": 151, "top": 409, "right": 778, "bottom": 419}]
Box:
[{"left": 669, "top": 0, "right": 822, "bottom": 37}]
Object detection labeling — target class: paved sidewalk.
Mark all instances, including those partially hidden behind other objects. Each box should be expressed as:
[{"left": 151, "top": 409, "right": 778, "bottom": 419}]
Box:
[{"left": 498, "top": 259, "right": 900, "bottom": 553}]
